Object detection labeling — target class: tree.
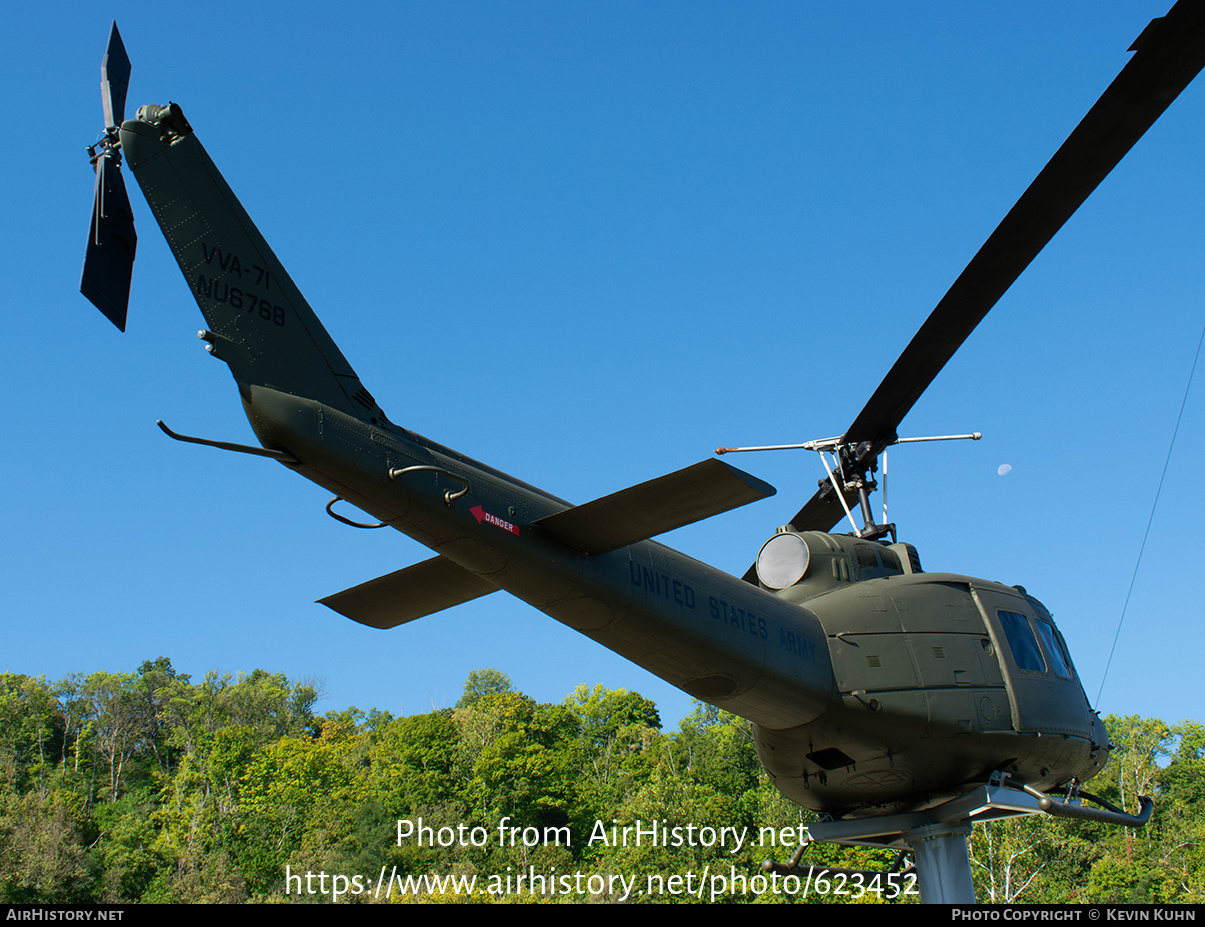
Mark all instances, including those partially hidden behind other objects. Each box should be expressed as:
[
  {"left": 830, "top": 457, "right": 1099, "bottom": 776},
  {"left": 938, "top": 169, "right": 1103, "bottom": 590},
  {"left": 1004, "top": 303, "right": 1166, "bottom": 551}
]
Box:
[
  {"left": 970, "top": 815, "right": 1052, "bottom": 903},
  {"left": 564, "top": 685, "right": 663, "bottom": 821},
  {"left": 459, "top": 693, "right": 578, "bottom": 831},
  {"left": 0, "top": 790, "right": 92, "bottom": 902},
  {"left": 370, "top": 710, "right": 463, "bottom": 812},
  {"left": 0, "top": 675, "right": 62, "bottom": 797},
  {"left": 237, "top": 731, "right": 361, "bottom": 894},
  {"left": 456, "top": 669, "right": 514, "bottom": 709},
  {"left": 81, "top": 671, "right": 144, "bottom": 802}
]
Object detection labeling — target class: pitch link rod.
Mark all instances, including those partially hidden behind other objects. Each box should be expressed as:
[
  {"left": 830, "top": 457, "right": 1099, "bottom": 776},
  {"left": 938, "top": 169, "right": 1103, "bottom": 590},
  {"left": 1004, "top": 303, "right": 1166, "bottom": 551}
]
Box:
[
  {"left": 811, "top": 449, "right": 861, "bottom": 537},
  {"left": 715, "top": 432, "right": 981, "bottom": 455}
]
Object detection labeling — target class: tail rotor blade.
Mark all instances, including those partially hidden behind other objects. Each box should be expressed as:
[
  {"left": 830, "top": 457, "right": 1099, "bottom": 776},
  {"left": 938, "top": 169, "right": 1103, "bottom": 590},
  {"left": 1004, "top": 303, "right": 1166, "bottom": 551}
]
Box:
[
  {"left": 100, "top": 22, "right": 130, "bottom": 130},
  {"left": 81, "top": 152, "right": 137, "bottom": 331}
]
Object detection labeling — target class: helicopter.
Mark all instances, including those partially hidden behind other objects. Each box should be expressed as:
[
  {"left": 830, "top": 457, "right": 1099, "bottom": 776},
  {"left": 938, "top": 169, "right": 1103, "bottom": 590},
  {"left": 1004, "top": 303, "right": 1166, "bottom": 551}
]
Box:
[{"left": 79, "top": 4, "right": 1203, "bottom": 902}]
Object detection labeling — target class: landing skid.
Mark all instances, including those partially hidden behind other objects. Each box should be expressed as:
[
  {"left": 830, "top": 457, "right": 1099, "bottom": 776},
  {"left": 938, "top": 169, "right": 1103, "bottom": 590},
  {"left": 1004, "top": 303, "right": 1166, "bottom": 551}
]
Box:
[{"left": 765, "top": 774, "right": 1153, "bottom": 904}]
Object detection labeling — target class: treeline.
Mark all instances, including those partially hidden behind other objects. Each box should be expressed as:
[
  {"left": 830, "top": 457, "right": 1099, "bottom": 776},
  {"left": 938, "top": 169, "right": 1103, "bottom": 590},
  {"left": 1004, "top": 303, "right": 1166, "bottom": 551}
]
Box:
[{"left": 0, "top": 659, "right": 1200, "bottom": 903}]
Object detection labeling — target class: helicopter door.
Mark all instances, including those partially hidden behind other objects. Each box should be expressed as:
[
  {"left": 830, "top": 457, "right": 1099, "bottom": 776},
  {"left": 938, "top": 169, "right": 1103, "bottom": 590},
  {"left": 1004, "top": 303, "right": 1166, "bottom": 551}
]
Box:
[{"left": 970, "top": 586, "right": 1092, "bottom": 738}]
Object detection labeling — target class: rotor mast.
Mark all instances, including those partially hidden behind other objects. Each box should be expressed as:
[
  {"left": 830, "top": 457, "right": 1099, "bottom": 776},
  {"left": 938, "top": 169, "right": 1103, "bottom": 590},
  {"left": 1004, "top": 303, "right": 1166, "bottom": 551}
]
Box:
[{"left": 717, "top": 432, "right": 981, "bottom": 539}]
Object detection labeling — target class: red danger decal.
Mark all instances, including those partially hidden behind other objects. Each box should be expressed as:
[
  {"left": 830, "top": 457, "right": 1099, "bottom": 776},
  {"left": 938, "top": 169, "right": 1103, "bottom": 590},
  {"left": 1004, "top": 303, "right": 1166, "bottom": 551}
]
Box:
[{"left": 471, "top": 505, "right": 519, "bottom": 535}]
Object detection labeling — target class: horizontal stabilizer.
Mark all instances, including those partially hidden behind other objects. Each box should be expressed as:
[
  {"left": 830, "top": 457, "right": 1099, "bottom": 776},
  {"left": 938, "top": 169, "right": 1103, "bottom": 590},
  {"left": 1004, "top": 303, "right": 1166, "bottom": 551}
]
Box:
[
  {"left": 536, "top": 459, "right": 775, "bottom": 555},
  {"left": 318, "top": 556, "right": 498, "bottom": 629}
]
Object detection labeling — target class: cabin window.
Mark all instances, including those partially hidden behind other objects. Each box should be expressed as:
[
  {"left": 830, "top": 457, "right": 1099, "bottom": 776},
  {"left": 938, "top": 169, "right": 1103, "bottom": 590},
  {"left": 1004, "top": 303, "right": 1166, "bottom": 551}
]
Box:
[
  {"left": 998, "top": 610, "right": 1046, "bottom": 673},
  {"left": 1034, "top": 620, "right": 1073, "bottom": 678}
]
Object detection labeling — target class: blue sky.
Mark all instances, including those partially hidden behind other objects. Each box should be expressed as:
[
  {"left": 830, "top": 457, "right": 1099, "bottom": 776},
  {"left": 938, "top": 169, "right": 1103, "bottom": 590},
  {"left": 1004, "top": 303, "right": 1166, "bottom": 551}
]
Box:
[{"left": 5, "top": 2, "right": 1203, "bottom": 735}]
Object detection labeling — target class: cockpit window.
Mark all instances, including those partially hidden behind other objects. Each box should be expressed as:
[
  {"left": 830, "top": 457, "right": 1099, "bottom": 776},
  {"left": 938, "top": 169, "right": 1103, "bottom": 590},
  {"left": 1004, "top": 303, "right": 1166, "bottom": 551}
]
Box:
[
  {"left": 1034, "top": 620, "right": 1073, "bottom": 678},
  {"left": 998, "top": 610, "right": 1046, "bottom": 673}
]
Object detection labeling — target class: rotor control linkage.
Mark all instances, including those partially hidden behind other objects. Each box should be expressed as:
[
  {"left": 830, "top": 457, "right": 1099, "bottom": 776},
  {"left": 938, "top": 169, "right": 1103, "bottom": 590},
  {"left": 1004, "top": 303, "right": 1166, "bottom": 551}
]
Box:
[
  {"left": 716, "top": 433, "right": 981, "bottom": 538},
  {"left": 715, "top": 432, "right": 982, "bottom": 455}
]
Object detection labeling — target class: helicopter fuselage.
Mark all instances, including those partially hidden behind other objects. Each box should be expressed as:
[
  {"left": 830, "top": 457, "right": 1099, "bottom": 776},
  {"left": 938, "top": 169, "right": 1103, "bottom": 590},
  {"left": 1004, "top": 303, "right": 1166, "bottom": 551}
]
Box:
[{"left": 243, "top": 383, "right": 1107, "bottom": 817}]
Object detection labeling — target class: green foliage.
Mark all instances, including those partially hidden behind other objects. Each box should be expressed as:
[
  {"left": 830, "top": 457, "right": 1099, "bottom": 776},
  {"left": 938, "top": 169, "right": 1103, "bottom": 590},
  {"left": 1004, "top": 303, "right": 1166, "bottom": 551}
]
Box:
[
  {"left": 0, "top": 663, "right": 1200, "bottom": 903},
  {"left": 0, "top": 788, "right": 93, "bottom": 902},
  {"left": 458, "top": 692, "right": 579, "bottom": 832},
  {"left": 456, "top": 668, "right": 514, "bottom": 709}
]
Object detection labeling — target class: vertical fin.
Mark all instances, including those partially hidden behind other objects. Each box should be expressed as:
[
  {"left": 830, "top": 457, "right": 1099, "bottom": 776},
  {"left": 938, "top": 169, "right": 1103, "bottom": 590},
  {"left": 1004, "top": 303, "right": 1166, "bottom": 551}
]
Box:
[{"left": 119, "top": 106, "right": 385, "bottom": 422}]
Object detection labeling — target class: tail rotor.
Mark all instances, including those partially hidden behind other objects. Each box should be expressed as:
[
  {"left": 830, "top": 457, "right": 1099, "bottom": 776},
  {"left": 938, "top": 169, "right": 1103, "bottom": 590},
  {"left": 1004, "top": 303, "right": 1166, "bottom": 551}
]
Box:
[{"left": 80, "top": 22, "right": 137, "bottom": 331}]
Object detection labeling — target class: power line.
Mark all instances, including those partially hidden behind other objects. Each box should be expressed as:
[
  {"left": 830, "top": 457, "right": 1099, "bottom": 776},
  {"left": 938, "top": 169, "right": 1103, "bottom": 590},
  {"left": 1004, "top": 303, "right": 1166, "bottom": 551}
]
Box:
[{"left": 1096, "top": 318, "right": 1205, "bottom": 708}]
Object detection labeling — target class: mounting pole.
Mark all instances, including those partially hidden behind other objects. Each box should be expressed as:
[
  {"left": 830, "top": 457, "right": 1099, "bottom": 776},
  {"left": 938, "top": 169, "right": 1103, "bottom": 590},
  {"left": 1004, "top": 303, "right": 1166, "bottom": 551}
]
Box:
[{"left": 905, "top": 822, "right": 975, "bottom": 904}]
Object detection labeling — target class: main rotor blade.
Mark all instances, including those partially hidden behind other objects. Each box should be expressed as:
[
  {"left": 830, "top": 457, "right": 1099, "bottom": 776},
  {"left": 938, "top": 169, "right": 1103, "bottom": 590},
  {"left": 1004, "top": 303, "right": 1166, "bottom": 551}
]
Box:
[
  {"left": 844, "top": 1, "right": 1205, "bottom": 451},
  {"left": 101, "top": 22, "right": 130, "bottom": 130},
  {"left": 778, "top": 1, "right": 1205, "bottom": 539}
]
